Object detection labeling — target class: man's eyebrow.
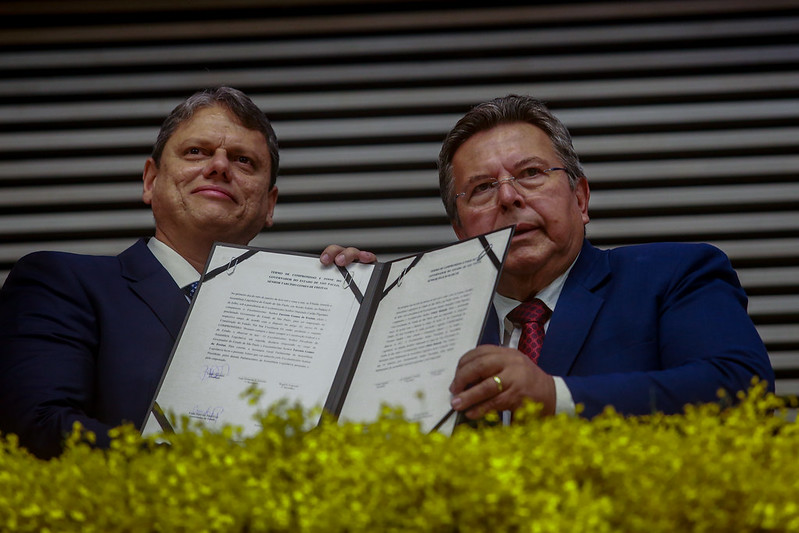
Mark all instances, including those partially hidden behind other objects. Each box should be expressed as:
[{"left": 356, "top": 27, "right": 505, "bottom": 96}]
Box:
[
  {"left": 177, "top": 136, "right": 208, "bottom": 145},
  {"left": 464, "top": 173, "right": 496, "bottom": 183},
  {"left": 513, "top": 156, "right": 548, "bottom": 170},
  {"left": 461, "top": 156, "right": 550, "bottom": 182}
]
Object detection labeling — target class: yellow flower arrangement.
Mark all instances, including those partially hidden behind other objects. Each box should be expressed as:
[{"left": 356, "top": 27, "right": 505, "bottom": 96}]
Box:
[{"left": 0, "top": 380, "right": 796, "bottom": 532}]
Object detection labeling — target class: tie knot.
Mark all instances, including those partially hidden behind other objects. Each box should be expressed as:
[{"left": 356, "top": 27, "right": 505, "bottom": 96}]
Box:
[
  {"left": 183, "top": 281, "right": 199, "bottom": 300},
  {"left": 507, "top": 298, "right": 551, "bottom": 326}
]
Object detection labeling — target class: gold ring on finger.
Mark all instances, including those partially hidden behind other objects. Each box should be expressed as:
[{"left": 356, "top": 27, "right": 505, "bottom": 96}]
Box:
[{"left": 493, "top": 375, "right": 503, "bottom": 393}]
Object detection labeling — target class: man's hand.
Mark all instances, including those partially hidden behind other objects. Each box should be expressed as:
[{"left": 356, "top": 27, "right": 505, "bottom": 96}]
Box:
[
  {"left": 320, "top": 245, "right": 377, "bottom": 266},
  {"left": 449, "top": 345, "right": 556, "bottom": 419}
]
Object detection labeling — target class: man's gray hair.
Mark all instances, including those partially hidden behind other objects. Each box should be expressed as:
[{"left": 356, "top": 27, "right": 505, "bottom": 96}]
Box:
[
  {"left": 437, "top": 94, "right": 584, "bottom": 223},
  {"left": 151, "top": 86, "right": 279, "bottom": 188}
]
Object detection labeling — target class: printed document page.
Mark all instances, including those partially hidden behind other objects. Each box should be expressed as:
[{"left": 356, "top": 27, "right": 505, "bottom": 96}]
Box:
[
  {"left": 337, "top": 228, "right": 510, "bottom": 434},
  {"left": 142, "top": 245, "right": 374, "bottom": 437}
]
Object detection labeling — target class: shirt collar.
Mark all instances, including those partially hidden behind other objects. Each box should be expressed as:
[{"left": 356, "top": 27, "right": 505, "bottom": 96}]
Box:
[
  {"left": 493, "top": 253, "right": 579, "bottom": 338},
  {"left": 146, "top": 237, "right": 201, "bottom": 290}
]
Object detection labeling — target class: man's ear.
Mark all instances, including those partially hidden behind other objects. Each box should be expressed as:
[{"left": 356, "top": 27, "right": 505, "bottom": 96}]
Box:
[
  {"left": 142, "top": 158, "right": 158, "bottom": 205},
  {"left": 575, "top": 176, "right": 590, "bottom": 225},
  {"left": 263, "top": 186, "right": 279, "bottom": 228},
  {"left": 451, "top": 220, "right": 468, "bottom": 241}
]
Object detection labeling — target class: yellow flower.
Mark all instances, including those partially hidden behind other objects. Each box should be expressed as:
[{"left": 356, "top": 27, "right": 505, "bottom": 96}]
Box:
[{"left": 0, "top": 382, "right": 796, "bottom": 531}]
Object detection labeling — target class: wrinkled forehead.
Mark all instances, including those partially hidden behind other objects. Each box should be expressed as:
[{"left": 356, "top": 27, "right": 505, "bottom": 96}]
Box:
[
  {"left": 170, "top": 106, "right": 268, "bottom": 149},
  {"left": 453, "top": 123, "right": 558, "bottom": 172},
  {"left": 172, "top": 105, "right": 241, "bottom": 134}
]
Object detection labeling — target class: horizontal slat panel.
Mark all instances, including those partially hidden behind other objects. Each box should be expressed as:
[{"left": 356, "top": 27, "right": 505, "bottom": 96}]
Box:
[
  {"left": 583, "top": 155, "right": 799, "bottom": 184},
  {"left": 0, "top": 155, "right": 143, "bottom": 180},
  {"left": 4, "top": 16, "right": 798, "bottom": 71},
  {"left": 3, "top": 205, "right": 798, "bottom": 239},
  {"left": 0, "top": 128, "right": 159, "bottom": 153},
  {"left": 0, "top": 210, "right": 156, "bottom": 234},
  {"left": 271, "top": 198, "right": 443, "bottom": 221},
  {"left": 737, "top": 267, "right": 799, "bottom": 289},
  {"left": 557, "top": 99, "right": 799, "bottom": 128},
  {"left": 0, "top": 183, "right": 144, "bottom": 207},
  {"left": 757, "top": 325, "right": 799, "bottom": 346},
  {"left": 775, "top": 379, "right": 799, "bottom": 397},
  {"left": 4, "top": 72, "right": 799, "bottom": 125},
  {"left": 0, "top": 238, "right": 141, "bottom": 263},
  {"left": 705, "top": 239, "right": 799, "bottom": 262},
  {"left": 2, "top": 45, "right": 798, "bottom": 98},
  {"left": 0, "top": 227, "right": 459, "bottom": 268},
  {"left": 4, "top": 143, "right": 798, "bottom": 184},
  {"left": 0, "top": 198, "right": 443, "bottom": 235},
  {"left": 3, "top": 1, "right": 797, "bottom": 46},
  {"left": 4, "top": 98, "right": 799, "bottom": 153},
  {"left": 770, "top": 352, "right": 799, "bottom": 370},
  {"left": 3, "top": 235, "right": 798, "bottom": 269},
  {"left": 260, "top": 71, "right": 799, "bottom": 110},
  {"left": 587, "top": 212, "right": 799, "bottom": 240},
  {"left": 748, "top": 295, "right": 799, "bottom": 317},
  {"left": 574, "top": 127, "right": 799, "bottom": 156},
  {"left": 588, "top": 183, "right": 799, "bottom": 212},
  {"left": 0, "top": 171, "right": 440, "bottom": 209},
  {"left": 4, "top": 181, "right": 798, "bottom": 218},
  {"left": 0, "top": 1, "right": 796, "bottom": 388}
]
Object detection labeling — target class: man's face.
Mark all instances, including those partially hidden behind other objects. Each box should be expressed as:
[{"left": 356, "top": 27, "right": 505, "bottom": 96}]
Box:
[
  {"left": 450, "top": 122, "right": 589, "bottom": 295},
  {"left": 142, "top": 105, "right": 278, "bottom": 246}
]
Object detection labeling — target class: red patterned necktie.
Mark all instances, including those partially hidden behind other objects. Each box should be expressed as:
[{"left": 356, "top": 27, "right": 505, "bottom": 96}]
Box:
[{"left": 507, "top": 299, "right": 551, "bottom": 363}]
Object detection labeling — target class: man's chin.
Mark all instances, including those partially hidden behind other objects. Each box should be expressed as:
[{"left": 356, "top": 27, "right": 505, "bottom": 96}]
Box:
[
  {"left": 503, "top": 239, "right": 556, "bottom": 270},
  {"left": 191, "top": 216, "right": 250, "bottom": 241}
]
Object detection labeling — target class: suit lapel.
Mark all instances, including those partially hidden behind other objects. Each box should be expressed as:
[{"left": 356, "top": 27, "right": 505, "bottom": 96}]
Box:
[
  {"left": 538, "top": 240, "right": 609, "bottom": 376},
  {"left": 119, "top": 239, "right": 189, "bottom": 340}
]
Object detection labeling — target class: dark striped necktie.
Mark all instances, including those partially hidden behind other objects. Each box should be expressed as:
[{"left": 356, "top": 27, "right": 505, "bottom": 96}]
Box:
[{"left": 183, "top": 281, "right": 199, "bottom": 300}]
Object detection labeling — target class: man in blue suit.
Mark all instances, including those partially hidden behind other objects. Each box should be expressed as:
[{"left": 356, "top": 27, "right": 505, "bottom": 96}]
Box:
[
  {"left": 443, "top": 95, "right": 774, "bottom": 420},
  {"left": 0, "top": 86, "right": 371, "bottom": 458}
]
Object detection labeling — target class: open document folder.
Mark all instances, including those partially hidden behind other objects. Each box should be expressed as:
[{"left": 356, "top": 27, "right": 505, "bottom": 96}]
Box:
[{"left": 141, "top": 226, "right": 513, "bottom": 438}]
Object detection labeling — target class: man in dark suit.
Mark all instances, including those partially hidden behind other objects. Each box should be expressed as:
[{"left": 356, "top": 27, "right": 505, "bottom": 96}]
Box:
[
  {"left": 0, "top": 86, "right": 371, "bottom": 458},
  {"left": 442, "top": 95, "right": 774, "bottom": 420}
]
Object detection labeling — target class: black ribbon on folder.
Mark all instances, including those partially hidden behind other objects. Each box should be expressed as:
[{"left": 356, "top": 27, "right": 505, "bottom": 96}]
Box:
[
  {"left": 477, "top": 235, "right": 501, "bottom": 270},
  {"left": 338, "top": 265, "right": 364, "bottom": 304},
  {"left": 202, "top": 249, "right": 259, "bottom": 283},
  {"left": 381, "top": 253, "right": 424, "bottom": 299},
  {"left": 151, "top": 401, "right": 175, "bottom": 434}
]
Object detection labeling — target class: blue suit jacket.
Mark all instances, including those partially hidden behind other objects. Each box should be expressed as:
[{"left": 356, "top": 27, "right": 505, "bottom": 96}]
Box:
[
  {"left": 481, "top": 239, "right": 774, "bottom": 417},
  {"left": 0, "top": 239, "right": 188, "bottom": 458}
]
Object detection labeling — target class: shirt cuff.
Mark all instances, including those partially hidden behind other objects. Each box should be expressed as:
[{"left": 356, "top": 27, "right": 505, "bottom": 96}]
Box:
[{"left": 553, "top": 376, "right": 576, "bottom": 415}]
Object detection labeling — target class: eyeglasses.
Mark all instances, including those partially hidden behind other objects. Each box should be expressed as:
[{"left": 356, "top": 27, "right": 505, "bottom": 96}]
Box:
[{"left": 454, "top": 167, "right": 567, "bottom": 210}]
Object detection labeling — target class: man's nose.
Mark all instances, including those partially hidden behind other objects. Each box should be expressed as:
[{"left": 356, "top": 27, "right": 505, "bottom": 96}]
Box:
[
  {"left": 495, "top": 177, "right": 524, "bottom": 208},
  {"left": 203, "top": 150, "right": 231, "bottom": 181}
]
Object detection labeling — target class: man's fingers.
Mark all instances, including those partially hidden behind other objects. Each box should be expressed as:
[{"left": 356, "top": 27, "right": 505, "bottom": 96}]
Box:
[
  {"left": 356, "top": 250, "right": 377, "bottom": 264},
  {"left": 449, "top": 347, "right": 555, "bottom": 417},
  {"left": 451, "top": 374, "right": 506, "bottom": 419},
  {"left": 320, "top": 245, "right": 345, "bottom": 265},
  {"left": 319, "top": 246, "right": 377, "bottom": 266},
  {"left": 449, "top": 345, "right": 507, "bottom": 394}
]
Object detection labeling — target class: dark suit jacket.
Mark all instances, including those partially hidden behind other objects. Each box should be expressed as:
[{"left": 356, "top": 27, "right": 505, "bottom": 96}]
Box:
[
  {"left": 481, "top": 239, "right": 774, "bottom": 417},
  {"left": 0, "top": 238, "right": 188, "bottom": 458}
]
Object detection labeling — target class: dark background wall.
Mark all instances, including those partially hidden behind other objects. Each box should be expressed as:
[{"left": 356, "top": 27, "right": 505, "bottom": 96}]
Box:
[{"left": 1, "top": 0, "right": 797, "bottom": 395}]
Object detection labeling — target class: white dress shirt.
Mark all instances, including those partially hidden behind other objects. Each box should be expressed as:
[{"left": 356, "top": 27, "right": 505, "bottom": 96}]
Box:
[
  {"left": 492, "top": 261, "right": 577, "bottom": 416},
  {"left": 146, "top": 237, "right": 201, "bottom": 296}
]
